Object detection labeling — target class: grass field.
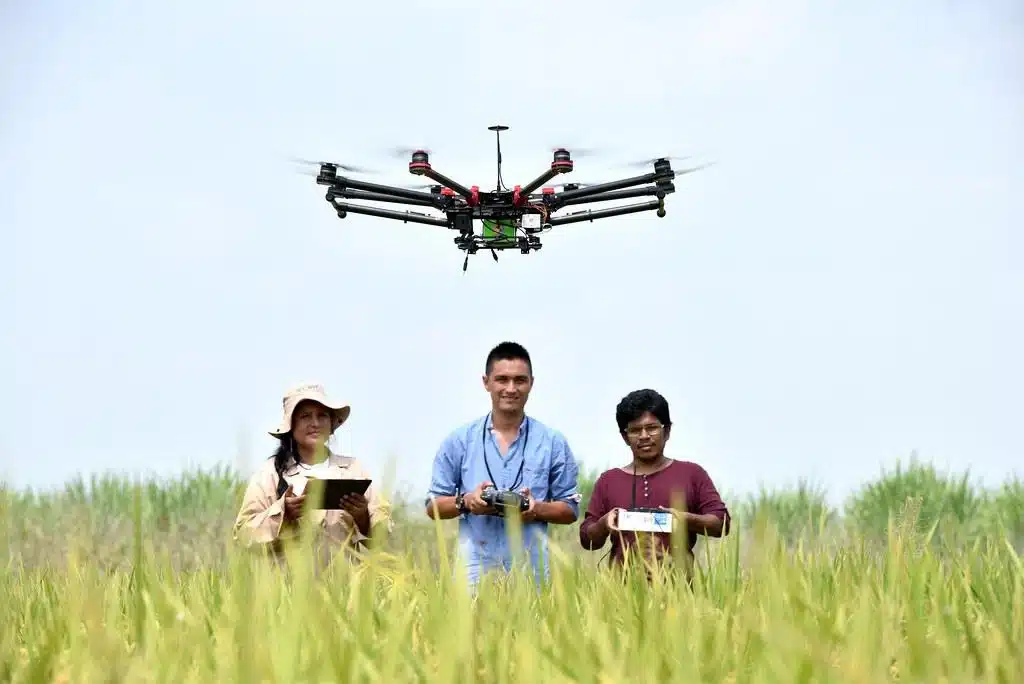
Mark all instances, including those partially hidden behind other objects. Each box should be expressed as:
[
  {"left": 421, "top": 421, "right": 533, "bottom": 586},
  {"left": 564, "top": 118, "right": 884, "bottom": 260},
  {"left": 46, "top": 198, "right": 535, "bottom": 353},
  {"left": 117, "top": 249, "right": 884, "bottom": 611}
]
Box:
[{"left": 2, "top": 456, "right": 1022, "bottom": 683}]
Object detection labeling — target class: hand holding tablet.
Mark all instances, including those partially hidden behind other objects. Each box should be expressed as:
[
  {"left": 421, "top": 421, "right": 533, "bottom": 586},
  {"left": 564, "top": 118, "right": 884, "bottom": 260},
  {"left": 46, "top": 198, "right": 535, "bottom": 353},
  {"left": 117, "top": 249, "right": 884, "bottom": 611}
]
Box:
[{"left": 301, "top": 465, "right": 372, "bottom": 510}]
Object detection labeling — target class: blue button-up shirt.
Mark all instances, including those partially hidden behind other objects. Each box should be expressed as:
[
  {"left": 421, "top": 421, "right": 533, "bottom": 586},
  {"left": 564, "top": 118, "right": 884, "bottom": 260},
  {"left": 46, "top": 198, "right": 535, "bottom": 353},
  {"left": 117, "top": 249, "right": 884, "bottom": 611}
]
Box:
[{"left": 425, "top": 413, "right": 581, "bottom": 586}]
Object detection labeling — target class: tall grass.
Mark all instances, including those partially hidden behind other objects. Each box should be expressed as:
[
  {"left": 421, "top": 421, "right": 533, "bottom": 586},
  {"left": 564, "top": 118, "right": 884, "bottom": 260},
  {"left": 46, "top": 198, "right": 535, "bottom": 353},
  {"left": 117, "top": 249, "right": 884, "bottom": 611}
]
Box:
[{"left": 2, "top": 457, "right": 1022, "bottom": 682}]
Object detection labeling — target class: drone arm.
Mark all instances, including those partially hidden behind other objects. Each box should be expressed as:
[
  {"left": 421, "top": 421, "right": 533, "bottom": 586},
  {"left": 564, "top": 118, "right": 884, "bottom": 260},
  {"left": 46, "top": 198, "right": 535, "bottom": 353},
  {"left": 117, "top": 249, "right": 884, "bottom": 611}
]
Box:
[
  {"left": 329, "top": 199, "right": 449, "bottom": 227},
  {"left": 416, "top": 168, "right": 475, "bottom": 201},
  {"left": 319, "top": 171, "right": 448, "bottom": 210},
  {"left": 546, "top": 184, "right": 674, "bottom": 209},
  {"left": 329, "top": 188, "right": 437, "bottom": 208},
  {"left": 547, "top": 199, "right": 665, "bottom": 226},
  {"left": 551, "top": 172, "right": 669, "bottom": 204},
  {"left": 518, "top": 167, "right": 564, "bottom": 198}
]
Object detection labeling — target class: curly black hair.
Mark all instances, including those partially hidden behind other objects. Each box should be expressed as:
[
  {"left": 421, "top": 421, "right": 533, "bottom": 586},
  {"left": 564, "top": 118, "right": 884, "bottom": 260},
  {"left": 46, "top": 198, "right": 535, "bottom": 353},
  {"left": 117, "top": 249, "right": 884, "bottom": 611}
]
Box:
[{"left": 615, "top": 389, "right": 672, "bottom": 433}]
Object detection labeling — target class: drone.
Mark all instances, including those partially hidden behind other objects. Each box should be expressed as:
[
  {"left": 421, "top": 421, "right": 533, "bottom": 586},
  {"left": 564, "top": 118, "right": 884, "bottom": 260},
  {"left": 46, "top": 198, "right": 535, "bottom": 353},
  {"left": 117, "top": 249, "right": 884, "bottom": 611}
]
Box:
[{"left": 307, "top": 125, "right": 706, "bottom": 271}]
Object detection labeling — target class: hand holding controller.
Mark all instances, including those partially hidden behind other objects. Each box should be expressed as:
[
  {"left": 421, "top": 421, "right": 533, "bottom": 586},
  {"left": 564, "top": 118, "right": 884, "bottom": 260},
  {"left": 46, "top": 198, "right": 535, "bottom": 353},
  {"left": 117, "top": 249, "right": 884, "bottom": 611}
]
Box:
[
  {"left": 463, "top": 481, "right": 498, "bottom": 516},
  {"left": 479, "top": 485, "right": 530, "bottom": 517}
]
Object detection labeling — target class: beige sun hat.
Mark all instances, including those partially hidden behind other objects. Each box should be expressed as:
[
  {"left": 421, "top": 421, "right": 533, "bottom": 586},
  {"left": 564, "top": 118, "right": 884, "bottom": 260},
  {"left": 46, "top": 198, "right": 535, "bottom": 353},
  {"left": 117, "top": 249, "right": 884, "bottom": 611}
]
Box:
[{"left": 268, "top": 382, "right": 351, "bottom": 438}]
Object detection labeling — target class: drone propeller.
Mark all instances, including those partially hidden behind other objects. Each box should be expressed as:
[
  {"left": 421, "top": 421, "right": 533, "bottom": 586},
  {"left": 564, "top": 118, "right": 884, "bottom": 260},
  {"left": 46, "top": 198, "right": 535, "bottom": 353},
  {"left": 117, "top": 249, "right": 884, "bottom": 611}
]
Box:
[
  {"left": 621, "top": 155, "right": 692, "bottom": 168},
  {"left": 395, "top": 181, "right": 438, "bottom": 190},
  {"left": 548, "top": 181, "right": 603, "bottom": 189},
  {"left": 672, "top": 161, "right": 717, "bottom": 175},
  {"left": 289, "top": 156, "right": 378, "bottom": 175},
  {"left": 386, "top": 145, "right": 435, "bottom": 160},
  {"left": 547, "top": 145, "right": 606, "bottom": 159}
]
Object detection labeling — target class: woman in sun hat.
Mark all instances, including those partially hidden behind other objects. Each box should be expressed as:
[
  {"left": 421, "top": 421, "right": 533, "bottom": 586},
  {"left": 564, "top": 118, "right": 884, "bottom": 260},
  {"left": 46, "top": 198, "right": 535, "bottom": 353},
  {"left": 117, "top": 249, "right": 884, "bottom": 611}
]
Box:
[{"left": 233, "top": 382, "right": 393, "bottom": 564}]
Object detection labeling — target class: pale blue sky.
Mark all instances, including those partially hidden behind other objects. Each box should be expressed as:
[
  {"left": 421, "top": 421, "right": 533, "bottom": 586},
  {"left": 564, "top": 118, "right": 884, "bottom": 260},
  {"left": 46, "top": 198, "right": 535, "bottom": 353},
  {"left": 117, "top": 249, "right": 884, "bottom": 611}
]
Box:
[{"left": 2, "top": 1, "right": 1021, "bottom": 506}]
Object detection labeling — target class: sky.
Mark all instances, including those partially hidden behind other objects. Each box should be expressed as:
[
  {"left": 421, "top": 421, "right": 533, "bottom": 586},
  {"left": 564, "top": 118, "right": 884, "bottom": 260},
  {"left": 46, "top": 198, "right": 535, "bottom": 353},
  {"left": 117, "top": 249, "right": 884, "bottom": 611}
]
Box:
[{"left": 2, "top": 0, "right": 1021, "bottom": 507}]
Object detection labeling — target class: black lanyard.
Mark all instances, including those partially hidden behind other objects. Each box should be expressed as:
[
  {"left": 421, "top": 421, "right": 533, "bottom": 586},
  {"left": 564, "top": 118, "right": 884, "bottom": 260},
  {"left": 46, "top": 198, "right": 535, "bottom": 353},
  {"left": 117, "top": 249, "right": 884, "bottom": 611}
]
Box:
[{"left": 481, "top": 413, "right": 528, "bottom": 491}]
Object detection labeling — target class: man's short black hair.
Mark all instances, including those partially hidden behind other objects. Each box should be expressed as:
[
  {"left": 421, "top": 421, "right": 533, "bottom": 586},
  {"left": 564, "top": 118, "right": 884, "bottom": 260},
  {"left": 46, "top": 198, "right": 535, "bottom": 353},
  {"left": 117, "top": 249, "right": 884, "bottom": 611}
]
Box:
[
  {"left": 615, "top": 389, "right": 672, "bottom": 433},
  {"left": 485, "top": 341, "right": 532, "bottom": 376}
]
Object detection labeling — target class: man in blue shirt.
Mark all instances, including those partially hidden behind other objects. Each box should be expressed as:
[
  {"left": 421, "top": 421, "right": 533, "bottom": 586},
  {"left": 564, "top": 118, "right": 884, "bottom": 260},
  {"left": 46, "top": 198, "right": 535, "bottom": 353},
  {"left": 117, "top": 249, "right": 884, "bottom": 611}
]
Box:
[{"left": 424, "top": 341, "right": 581, "bottom": 587}]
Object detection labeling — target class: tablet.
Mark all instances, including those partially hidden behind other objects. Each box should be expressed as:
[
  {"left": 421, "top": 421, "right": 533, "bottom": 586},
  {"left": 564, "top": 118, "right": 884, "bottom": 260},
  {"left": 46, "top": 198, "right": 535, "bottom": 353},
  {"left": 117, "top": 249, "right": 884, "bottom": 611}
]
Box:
[{"left": 303, "top": 477, "right": 372, "bottom": 510}]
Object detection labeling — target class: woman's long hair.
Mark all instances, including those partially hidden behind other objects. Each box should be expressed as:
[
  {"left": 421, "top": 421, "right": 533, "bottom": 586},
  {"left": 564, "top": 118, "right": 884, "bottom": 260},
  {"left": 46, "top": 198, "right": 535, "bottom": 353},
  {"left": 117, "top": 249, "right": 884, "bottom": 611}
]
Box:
[{"left": 272, "top": 434, "right": 298, "bottom": 480}]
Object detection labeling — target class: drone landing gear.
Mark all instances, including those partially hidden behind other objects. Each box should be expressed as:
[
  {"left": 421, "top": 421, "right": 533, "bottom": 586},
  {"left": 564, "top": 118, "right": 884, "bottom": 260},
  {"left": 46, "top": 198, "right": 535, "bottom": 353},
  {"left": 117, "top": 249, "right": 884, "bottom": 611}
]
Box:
[
  {"left": 457, "top": 233, "right": 543, "bottom": 273},
  {"left": 461, "top": 246, "right": 499, "bottom": 273}
]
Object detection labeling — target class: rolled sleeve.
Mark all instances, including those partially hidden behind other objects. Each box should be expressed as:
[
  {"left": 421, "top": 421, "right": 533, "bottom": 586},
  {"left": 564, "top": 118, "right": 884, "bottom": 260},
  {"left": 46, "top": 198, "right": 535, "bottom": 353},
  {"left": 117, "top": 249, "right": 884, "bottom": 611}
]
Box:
[
  {"left": 548, "top": 433, "right": 582, "bottom": 518},
  {"left": 424, "top": 432, "right": 463, "bottom": 509},
  {"left": 692, "top": 464, "right": 729, "bottom": 517},
  {"left": 233, "top": 464, "right": 287, "bottom": 547}
]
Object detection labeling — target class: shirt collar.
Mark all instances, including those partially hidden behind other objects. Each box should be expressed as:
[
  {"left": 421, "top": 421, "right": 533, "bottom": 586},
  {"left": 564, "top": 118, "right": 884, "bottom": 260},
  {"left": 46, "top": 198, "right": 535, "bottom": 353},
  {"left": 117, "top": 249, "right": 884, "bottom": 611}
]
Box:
[{"left": 484, "top": 412, "right": 529, "bottom": 435}]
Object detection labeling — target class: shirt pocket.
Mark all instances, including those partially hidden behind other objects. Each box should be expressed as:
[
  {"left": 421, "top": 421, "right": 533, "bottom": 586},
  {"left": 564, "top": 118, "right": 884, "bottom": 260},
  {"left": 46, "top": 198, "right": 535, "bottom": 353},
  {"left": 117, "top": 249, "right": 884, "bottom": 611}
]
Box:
[{"left": 521, "top": 458, "right": 550, "bottom": 499}]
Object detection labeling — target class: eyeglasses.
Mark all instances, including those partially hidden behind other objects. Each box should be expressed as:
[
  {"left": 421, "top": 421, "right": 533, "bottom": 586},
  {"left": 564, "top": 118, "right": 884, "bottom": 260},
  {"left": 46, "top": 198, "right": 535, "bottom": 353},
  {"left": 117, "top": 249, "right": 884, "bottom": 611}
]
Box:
[{"left": 625, "top": 423, "right": 664, "bottom": 438}]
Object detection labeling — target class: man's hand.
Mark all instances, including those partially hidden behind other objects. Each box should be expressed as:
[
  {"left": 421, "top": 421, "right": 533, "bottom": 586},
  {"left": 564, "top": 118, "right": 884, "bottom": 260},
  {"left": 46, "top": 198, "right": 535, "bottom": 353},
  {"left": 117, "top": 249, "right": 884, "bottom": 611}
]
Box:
[
  {"left": 463, "top": 481, "right": 497, "bottom": 515},
  {"left": 342, "top": 493, "right": 371, "bottom": 535},
  {"left": 283, "top": 485, "right": 306, "bottom": 524},
  {"left": 658, "top": 506, "right": 726, "bottom": 536},
  {"left": 520, "top": 488, "right": 538, "bottom": 523},
  {"left": 517, "top": 488, "right": 577, "bottom": 525},
  {"left": 658, "top": 506, "right": 692, "bottom": 534},
  {"left": 601, "top": 507, "right": 622, "bottom": 534},
  {"left": 658, "top": 506, "right": 694, "bottom": 528}
]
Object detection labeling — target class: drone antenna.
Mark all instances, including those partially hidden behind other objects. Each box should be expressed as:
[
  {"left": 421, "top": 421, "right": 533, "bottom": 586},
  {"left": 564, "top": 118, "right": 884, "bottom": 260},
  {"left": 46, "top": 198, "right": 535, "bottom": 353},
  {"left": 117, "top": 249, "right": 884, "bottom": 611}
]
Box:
[{"left": 488, "top": 124, "right": 509, "bottom": 191}]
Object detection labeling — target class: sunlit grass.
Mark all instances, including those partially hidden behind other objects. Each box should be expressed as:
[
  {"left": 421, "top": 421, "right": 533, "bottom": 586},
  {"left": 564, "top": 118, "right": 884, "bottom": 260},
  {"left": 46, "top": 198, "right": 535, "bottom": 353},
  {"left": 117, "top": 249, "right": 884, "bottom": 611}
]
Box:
[{"left": 2, "top": 457, "right": 1022, "bottom": 682}]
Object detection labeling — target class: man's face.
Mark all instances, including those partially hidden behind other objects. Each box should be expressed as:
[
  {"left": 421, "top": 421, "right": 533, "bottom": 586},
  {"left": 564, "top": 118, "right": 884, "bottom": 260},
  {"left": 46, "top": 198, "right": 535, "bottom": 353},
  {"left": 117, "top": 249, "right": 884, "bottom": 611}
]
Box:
[
  {"left": 622, "top": 411, "right": 670, "bottom": 461},
  {"left": 482, "top": 358, "right": 533, "bottom": 414}
]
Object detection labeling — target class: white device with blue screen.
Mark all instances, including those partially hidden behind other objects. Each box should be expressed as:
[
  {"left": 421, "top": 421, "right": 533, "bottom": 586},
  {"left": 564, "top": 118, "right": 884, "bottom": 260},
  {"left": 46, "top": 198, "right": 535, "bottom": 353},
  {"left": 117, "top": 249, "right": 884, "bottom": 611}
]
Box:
[{"left": 617, "top": 508, "right": 674, "bottom": 533}]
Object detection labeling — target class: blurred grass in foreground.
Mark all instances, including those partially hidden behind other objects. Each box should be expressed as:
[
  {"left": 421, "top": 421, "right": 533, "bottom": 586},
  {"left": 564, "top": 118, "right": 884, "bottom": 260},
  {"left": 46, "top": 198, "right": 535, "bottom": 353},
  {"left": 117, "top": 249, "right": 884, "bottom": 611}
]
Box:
[{"left": 1, "top": 455, "right": 1022, "bottom": 682}]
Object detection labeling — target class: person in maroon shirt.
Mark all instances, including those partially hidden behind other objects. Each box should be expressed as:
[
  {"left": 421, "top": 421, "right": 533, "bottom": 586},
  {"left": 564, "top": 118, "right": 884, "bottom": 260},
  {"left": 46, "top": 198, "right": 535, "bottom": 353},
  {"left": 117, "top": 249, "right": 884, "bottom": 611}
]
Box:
[{"left": 579, "top": 388, "right": 731, "bottom": 572}]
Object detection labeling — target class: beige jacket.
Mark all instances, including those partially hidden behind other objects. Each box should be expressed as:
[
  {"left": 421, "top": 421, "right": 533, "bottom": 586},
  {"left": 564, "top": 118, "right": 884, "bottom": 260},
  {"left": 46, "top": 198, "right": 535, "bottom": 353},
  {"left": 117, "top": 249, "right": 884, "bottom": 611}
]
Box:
[{"left": 233, "top": 452, "right": 393, "bottom": 562}]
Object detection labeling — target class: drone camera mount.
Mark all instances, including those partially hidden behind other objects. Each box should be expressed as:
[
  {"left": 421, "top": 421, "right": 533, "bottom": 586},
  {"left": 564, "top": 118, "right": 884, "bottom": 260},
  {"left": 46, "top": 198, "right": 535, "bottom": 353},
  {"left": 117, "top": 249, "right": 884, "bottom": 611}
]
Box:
[{"left": 309, "top": 126, "right": 703, "bottom": 270}]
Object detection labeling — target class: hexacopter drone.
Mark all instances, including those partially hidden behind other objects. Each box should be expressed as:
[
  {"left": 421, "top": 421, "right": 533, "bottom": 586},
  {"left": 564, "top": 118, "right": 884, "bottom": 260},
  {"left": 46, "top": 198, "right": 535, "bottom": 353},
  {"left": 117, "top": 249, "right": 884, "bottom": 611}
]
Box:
[{"left": 307, "top": 124, "right": 706, "bottom": 270}]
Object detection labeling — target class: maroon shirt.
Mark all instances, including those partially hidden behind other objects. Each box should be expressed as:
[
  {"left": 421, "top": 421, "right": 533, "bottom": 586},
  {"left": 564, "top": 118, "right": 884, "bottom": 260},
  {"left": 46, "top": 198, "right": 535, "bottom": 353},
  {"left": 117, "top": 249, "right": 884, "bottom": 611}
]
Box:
[{"left": 579, "top": 459, "right": 729, "bottom": 564}]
